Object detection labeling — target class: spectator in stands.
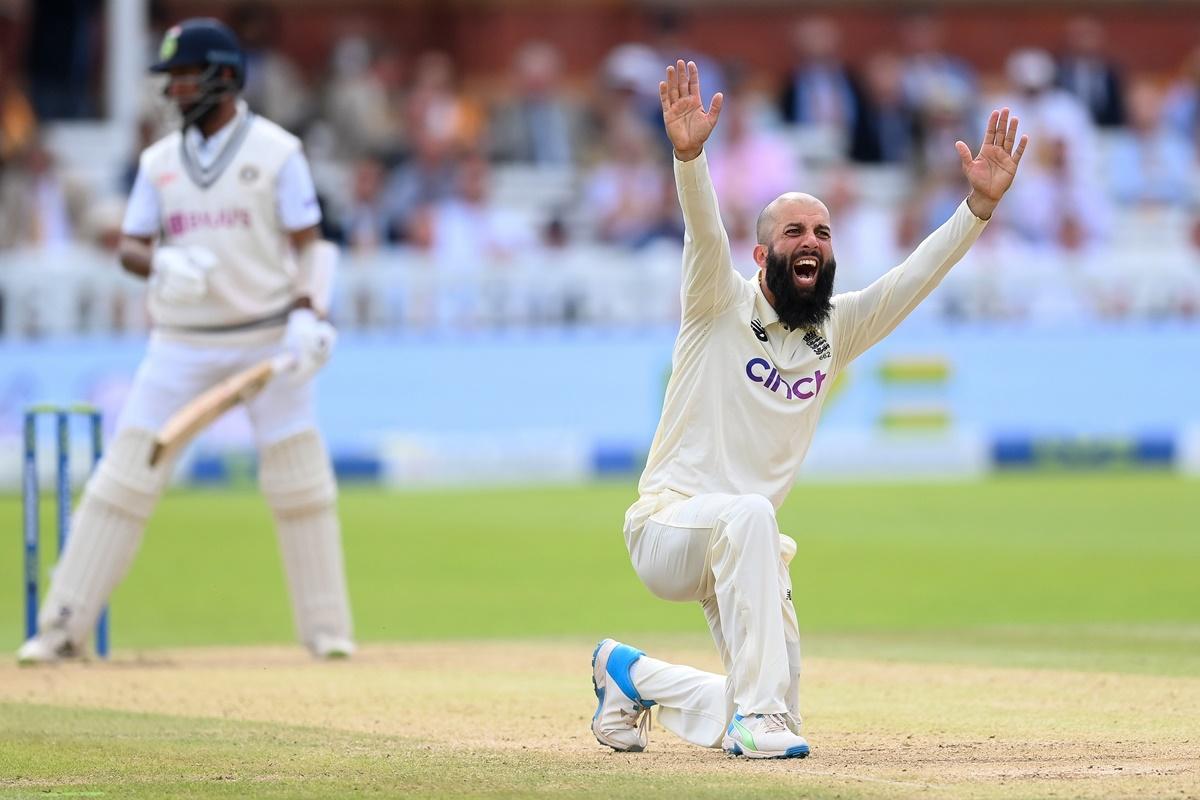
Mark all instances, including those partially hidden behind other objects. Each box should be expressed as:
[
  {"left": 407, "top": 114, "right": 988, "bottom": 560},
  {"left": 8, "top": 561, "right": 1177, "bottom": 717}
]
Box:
[
  {"left": 489, "top": 41, "right": 579, "bottom": 166},
  {"left": 341, "top": 157, "right": 400, "bottom": 252},
  {"left": 776, "top": 16, "right": 862, "bottom": 134},
  {"left": 1003, "top": 48, "right": 1100, "bottom": 170},
  {"left": 899, "top": 13, "right": 977, "bottom": 121},
  {"left": 324, "top": 35, "right": 408, "bottom": 161},
  {"left": 1163, "top": 46, "right": 1200, "bottom": 146},
  {"left": 1108, "top": 80, "right": 1195, "bottom": 207},
  {"left": 0, "top": 64, "right": 36, "bottom": 163},
  {"left": 405, "top": 50, "right": 486, "bottom": 156},
  {"left": 1056, "top": 15, "right": 1126, "bottom": 128},
  {"left": 820, "top": 166, "right": 904, "bottom": 293},
  {"left": 1006, "top": 133, "right": 1108, "bottom": 253},
  {"left": 0, "top": 139, "right": 86, "bottom": 249},
  {"left": 708, "top": 87, "right": 801, "bottom": 259},
  {"left": 584, "top": 115, "right": 679, "bottom": 249},
  {"left": 596, "top": 42, "right": 667, "bottom": 145},
  {"left": 998, "top": 48, "right": 1108, "bottom": 249},
  {"left": 649, "top": 9, "right": 726, "bottom": 100},
  {"left": 414, "top": 153, "right": 538, "bottom": 327},
  {"left": 231, "top": 1, "right": 315, "bottom": 133},
  {"left": 850, "top": 52, "right": 918, "bottom": 165},
  {"left": 382, "top": 135, "right": 462, "bottom": 242},
  {"left": 912, "top": 83, "right": 973, "bottom": 178}
]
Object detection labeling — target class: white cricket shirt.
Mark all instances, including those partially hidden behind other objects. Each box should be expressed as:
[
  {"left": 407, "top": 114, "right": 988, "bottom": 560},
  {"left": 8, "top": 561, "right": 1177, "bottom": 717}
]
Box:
[
  {"left": 628, "top": 152, "right": 987, "bottom": 528},
  {"left": 122, "top": 102, "right": 321, "bottom": 336}
]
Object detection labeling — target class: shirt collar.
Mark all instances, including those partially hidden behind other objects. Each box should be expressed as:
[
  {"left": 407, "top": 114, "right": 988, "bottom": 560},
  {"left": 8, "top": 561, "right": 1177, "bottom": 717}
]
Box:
[
  {"left": 753, "top": 272, "right": 781, "bottom": 328},
  {"left": 183, "top": 99, "right": 249, "bottom": 161}
]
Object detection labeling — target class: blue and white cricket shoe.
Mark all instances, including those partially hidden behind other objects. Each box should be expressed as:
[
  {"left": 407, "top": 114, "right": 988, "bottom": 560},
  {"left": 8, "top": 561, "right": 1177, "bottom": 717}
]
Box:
[
  {"left": 591, "top": 638, "right": 654, "bottom": 752},
  {"left": 722, "top": 713, "right": 810, "bottom": 759}
]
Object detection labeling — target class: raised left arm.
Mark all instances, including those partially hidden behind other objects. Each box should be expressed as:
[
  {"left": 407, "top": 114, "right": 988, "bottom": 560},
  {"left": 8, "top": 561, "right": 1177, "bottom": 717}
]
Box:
[
  {"left": 829, "top": 108, "right": 1028, "bottom": 367},
  {"left": 958, "top": 107, "right": 1029, "bottom": 221}
]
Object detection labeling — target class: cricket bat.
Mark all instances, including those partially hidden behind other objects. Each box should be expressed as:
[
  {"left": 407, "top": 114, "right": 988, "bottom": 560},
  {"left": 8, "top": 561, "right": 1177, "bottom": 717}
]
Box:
[{"left": 148, "top": 353, "right": 296, "bottom": 467}]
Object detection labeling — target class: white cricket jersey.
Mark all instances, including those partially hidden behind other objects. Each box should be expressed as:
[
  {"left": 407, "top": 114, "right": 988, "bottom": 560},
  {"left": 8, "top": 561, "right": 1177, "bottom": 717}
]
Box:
[
  {"left": 123, "top": 104, "right": 321, "bottom": 337},
  {"left": 630, "top": 153, "right": 987, "bottom": 525}
]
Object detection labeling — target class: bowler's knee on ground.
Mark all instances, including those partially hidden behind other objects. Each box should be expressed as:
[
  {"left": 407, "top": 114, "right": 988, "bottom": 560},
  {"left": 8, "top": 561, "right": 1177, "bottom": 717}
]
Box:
[{"left": 621, "top": 492, "right": 801, "bottom": 741}]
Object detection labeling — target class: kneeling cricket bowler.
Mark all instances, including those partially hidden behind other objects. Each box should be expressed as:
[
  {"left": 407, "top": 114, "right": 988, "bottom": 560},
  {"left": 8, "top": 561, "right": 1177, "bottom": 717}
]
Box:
[{"left": 591, "top": 60, "right": 1027, "bottom": 758}]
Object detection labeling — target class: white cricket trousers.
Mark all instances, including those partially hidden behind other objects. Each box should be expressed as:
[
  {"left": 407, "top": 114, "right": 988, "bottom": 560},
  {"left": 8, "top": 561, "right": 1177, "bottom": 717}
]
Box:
[
  {"left": 624, "top": 492, "right": 801, "bottom": 748},
  {"left": 119, "top": 333, "right": 315, "bottom": 444}
]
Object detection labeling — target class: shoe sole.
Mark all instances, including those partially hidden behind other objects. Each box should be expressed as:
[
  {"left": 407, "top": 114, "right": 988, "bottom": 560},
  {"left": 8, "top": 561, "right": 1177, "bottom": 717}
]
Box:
[
  {"left": 591, "top": 639, "right": 644, "bottom": 753},
  {"left": 720, "top": 743, "right": 806, "bottom": 762},
  {"left": 725, "top": 742, "right": 810, "bottom": 759}
]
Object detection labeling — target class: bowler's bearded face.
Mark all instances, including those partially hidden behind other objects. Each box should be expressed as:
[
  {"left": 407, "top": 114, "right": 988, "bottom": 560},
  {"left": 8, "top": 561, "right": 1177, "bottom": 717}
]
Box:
[
  {"left": 763, "top": 245, "right": 836, "bottom": 330},
  {"left": 756, "top": 194, "right": 837, "bottom": 330}
]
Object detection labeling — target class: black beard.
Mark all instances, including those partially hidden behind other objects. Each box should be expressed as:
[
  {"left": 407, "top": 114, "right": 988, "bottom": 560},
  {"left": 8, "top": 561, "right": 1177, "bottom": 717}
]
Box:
[{"left": 763, "top": 247, "right": 836, "bottom": 330}]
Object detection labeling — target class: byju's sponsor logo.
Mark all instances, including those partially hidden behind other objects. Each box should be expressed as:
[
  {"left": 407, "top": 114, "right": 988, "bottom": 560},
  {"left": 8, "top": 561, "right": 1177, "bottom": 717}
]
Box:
[
  {"left": 745, "top": 358, "right": 827, "bottom": 401},
  {"left": 750, "top": 318, "right": 768, "bottom": 342},
  {"left": 166, "top": 208, "right": 252, "bottom": 236}
]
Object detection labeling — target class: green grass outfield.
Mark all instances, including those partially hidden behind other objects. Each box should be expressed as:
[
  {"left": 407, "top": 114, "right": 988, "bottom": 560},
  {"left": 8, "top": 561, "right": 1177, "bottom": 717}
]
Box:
[
  {"left": 2, "top": 474, "right": 1199, "bottom": 799},
  {"left": 3, "top": 473, "right": 1200, "bottom": 670}
]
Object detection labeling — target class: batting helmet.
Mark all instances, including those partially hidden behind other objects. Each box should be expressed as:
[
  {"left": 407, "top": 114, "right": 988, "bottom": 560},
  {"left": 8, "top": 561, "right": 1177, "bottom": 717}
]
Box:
[{"left": 151, "top": 18, "right": 245, "bottom": 127}]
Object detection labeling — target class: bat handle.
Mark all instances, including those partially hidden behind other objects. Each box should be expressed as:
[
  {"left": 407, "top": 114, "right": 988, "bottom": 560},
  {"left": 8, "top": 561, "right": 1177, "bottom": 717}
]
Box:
[{"left": 271, "top": 352, "right": 298, "bottom": 374}]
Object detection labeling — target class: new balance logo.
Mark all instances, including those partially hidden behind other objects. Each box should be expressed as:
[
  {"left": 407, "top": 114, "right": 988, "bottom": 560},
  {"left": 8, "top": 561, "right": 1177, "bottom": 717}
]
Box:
[{"left": 751, "top": 319, "right": 768, "bottom": 342}]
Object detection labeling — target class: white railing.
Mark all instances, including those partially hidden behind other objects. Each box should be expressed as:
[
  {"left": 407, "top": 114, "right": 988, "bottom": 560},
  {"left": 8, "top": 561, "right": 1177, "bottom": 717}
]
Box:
[
  {"left": 0, "top": 243, "right": 687, "bottom": 338},
  {"left": 2, "top": 236, "right": 1198, "bottom": 338}
]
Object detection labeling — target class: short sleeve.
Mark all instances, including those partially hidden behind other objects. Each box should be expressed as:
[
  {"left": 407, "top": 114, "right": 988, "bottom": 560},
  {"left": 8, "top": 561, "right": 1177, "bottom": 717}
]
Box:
[
  {"left": 276, "top": 150, "right": 322, "bottom": 231},
  {"left": 121, "top": 165, "right": 161, "bottom": 237}
]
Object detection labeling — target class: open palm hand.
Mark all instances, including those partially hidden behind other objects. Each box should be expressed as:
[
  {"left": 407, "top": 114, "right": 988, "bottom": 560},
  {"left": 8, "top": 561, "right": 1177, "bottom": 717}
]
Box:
[
  {"left": 659, "top": 60, "right": 723, "bottom": 162},
  {"left": 956, "top": 108, "right": 1029, "bottom": 218}
]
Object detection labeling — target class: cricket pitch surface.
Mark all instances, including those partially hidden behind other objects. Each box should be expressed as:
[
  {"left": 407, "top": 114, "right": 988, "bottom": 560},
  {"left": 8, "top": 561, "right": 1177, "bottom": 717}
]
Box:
[{"left": 2, "top": 640, "right": 1198, "bottom": 799}]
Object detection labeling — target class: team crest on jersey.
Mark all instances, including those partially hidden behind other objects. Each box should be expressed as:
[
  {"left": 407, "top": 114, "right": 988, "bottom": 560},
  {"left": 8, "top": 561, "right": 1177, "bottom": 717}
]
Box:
[
  {"left": 239, "top": 165, "right": 260, "bottom": 184},
  {"left": 803, "top": 329, "right": 831, "bottom": 360},
  {"left": 159, "top": 27, "right": 180, "bottom": 61}
]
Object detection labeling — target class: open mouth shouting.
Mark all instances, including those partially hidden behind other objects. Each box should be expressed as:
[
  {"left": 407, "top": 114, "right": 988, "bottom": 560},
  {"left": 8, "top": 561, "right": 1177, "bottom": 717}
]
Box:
[{"left": 792, "top": 254, "right": 821, "bottom": 290}]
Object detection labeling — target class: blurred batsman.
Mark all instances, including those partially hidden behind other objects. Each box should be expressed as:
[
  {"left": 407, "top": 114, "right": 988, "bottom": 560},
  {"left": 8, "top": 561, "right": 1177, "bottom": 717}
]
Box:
[
  {"left": 591, "top": 61, "right": 1027, "bottom": 758},
  {"left": 18, "top": 19, "right": 355, "bottom": 663}
]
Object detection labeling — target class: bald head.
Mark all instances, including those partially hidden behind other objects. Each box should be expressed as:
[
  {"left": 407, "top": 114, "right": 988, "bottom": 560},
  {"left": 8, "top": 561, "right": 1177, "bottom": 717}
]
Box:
[{"left": 756, "top": 192, "right": 830, "bottom": 245}]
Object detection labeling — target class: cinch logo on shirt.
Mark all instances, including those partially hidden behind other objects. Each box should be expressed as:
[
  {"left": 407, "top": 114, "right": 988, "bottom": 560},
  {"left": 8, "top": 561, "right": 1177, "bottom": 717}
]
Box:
[
  {"left": 166, "top": 208, "right": 252, "bottom": 236},
  {"left": 745, "top": 357, "right": 827, "bottom": 401}
]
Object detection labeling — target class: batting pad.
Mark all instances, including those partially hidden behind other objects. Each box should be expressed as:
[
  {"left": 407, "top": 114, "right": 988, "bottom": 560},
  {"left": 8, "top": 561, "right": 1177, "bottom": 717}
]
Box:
[
  {"left": 38, "top": 427, "right": 173, "bottom": 643},
  {"left": 258, "top": 429, "right": 354, "bottom": 651}
]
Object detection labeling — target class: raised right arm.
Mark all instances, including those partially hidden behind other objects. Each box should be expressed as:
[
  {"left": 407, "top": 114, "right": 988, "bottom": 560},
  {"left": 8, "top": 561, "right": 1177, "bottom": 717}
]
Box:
[{"left": 660, "top": 59, "right": 739, "bottom": 319}]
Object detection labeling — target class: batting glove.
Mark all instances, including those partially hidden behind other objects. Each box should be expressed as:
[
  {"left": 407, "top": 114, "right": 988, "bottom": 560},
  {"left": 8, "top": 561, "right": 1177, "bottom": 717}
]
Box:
[
  {"left": 151, "top": 245, "right": 217, "bottom": 303},
  {"left": 284, "top": 308, "right": 337, "bottom": 383}
]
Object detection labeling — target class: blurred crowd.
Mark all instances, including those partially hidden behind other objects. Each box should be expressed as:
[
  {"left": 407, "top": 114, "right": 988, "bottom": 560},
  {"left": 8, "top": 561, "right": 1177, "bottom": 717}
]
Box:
[{"left": 3, "top": 5, "right": 1200, "bottom": 335}]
